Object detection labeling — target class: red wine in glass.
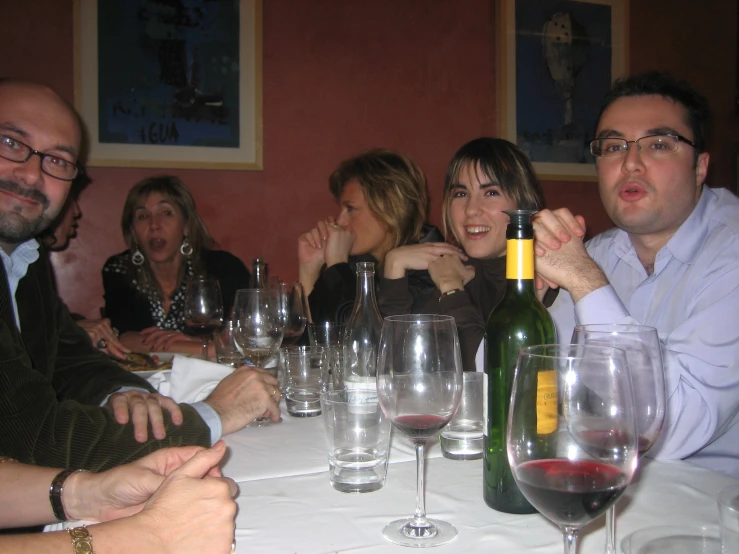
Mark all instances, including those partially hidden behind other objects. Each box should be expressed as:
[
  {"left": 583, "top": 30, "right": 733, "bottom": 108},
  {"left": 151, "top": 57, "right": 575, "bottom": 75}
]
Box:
[
  {"left": 281, "top": 330, "right": 304, "bottom": 347},
  {"left": 516, "top": 459, "right": 628, "bottom": 528},
  {"left": 185, "top": 319, "right": 223, "bottom": 337},
  {"left": 393, "top": 414, "right": 450, "bottom": 440}
]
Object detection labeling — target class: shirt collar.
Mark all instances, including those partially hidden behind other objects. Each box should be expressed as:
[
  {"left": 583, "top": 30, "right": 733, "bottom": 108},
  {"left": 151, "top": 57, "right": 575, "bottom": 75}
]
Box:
[
  {"left": 662, "top": 185, "right": 714, "bottom": 264},
  {"left": 609, "top": 185, "right": 713, "bottom": 266},
  {"left": 0, "top": 238, "right": 41, "bottom": 267}
]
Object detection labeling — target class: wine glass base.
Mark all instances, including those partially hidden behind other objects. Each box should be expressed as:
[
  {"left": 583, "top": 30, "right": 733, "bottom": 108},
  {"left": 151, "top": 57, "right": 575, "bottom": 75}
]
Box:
[
  {"left": 247, "top": 416, "right": 283, "bottom": 427},
  {"left": 382, "top": 518, "right": 457, "bottom": 548}
]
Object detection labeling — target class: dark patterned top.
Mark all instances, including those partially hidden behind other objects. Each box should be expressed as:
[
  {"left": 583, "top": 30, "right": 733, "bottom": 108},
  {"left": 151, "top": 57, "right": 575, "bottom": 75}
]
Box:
[{"left": 102, "top": 249, "right": 250, "bottom": 335}]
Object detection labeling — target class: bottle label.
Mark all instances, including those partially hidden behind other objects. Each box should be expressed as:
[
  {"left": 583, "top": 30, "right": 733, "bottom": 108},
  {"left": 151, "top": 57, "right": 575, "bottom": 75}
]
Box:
[
  {"left": 506, "top": 239, "right": 534, "bottom": 280},
  {"left": 536, "top": 370, "right": 557, "bottom": 434}
]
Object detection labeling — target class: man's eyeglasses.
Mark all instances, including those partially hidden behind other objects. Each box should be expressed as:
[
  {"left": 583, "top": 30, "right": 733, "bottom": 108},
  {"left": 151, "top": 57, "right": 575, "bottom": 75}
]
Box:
[
  {"left": 589, "top": 134, "right": 696, "bottom": 158},
  {"left": 0, "top": 134, "right": 82, "bottom": 181}
]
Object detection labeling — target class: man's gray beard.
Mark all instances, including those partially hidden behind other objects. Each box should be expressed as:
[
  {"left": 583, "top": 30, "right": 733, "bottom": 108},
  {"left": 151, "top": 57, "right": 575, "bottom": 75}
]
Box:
[{"left": 0, "top": 208, "right": 54, "bottom": 245}]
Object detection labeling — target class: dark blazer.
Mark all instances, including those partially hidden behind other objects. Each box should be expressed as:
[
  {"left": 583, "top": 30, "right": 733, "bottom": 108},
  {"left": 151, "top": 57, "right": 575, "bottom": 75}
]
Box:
[{"left": 0, "top": 246, "right": 211, "bottom": 471}]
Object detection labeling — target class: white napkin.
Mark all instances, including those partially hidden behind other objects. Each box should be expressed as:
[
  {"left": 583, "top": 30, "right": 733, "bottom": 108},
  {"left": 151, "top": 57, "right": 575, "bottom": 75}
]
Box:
[
  {"left": 168, "top": 355, "right": 234, "bottom": 403},
  {"left": 145, "top": 355, "right": 234, "bottom": 402}
]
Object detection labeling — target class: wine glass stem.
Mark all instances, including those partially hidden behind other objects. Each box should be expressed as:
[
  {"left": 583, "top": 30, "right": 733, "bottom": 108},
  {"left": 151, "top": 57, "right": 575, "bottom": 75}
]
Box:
[
  {"left": 604, "top": 506, "right": 616, "bottom": 554},
  {"left": 412, "top": 441, "right": 430, "bottom": 527},
  {"left": 201, "top": 337, "right": 209, "bottom": 360},
  {"left": 562, "top": 526, "right": 579, "bottom": 554}
]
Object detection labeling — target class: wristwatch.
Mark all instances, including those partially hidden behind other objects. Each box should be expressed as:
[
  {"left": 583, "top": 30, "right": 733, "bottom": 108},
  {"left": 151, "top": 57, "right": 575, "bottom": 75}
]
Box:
[
  {"left": 68, "top": 526, "right": 95, "bottom": 554},
  {"left": 439, "top": 288, "right": 463, "bottom": 301}
]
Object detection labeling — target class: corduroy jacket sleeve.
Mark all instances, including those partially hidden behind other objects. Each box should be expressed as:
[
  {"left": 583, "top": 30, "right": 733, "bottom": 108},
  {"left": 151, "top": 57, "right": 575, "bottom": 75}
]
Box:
[{"left": 0, "top": 252, "right": 211, "bottom": 471}]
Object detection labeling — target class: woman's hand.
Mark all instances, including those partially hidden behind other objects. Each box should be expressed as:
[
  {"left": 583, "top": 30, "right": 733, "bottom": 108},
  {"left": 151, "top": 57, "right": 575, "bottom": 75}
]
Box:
[
  {"left": 63, "top": 443, "right": 226, "bottom": 522},
  {"left": 128, "top": 442, "right": 237, "bottom": 554},
  {"left": 428, "top": 255, "right": 476, "bottom": 294},
  {"left": 79, "top": 318, "right": 130, "bottom": 360},
  {"left": 383, "top": 243, "right": 466, "bottom": 279},
  {"left": 140, "top": 327, "right": 198, "bottom": 352},
  {"left": 323, "top": 218, "right": 354, "bottom": 267}
]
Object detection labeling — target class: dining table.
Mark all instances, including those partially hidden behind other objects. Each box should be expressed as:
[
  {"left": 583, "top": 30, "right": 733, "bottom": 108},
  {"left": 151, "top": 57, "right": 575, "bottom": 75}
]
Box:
[{"left": 223, "top": 398, "right": 738, "bottom": 554}]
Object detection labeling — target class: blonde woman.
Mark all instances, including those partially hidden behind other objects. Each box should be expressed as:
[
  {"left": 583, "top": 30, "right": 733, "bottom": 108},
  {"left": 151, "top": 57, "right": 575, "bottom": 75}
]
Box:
[
  {"left": 298, "top": 148, "right": 439, "bottom": 324},
  {"left": 103, "top": 176, "right": 250, "bottom": 355}
]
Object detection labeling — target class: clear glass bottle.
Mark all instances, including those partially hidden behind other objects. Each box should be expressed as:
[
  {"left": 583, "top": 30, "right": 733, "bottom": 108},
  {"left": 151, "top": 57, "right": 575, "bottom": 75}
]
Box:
[
  {"left": 483, "top": 210, "right": 556, "bottom": 514},
  {"left": 249, "top": 258, "right": 268, "bottom": 289},
  {"left": 342, "top": 262, "right": 383, "bottom": 400}
]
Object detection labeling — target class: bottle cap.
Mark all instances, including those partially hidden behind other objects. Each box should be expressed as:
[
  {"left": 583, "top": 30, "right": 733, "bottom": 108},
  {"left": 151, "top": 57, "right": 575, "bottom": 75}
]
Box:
[{"left": 503, "top": 210, "right": 538, "bottom": 227}]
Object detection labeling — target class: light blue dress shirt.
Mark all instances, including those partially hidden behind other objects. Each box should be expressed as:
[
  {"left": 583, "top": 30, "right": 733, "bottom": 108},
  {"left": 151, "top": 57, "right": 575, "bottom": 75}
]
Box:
[
  {"left": 0, "top": 240, "right": 222, "bottom": 443},
  {"left": 549, "top": 186, "right": 739, "bottom": 477}
]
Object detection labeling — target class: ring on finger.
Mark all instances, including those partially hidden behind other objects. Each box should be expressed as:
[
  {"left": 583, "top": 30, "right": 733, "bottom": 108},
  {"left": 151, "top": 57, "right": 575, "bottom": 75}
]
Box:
[{"left": 96, "top": 338, "right": 108, "bottom": 349}]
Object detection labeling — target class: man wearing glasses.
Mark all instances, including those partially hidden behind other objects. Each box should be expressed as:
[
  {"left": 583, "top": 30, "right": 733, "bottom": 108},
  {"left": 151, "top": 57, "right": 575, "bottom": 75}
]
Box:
[
  {"left": 0, "top": 80, "right": 281, "bottom": 471},
  {"left": 533, "top": 71, "right": 739, "bottom": 477}
]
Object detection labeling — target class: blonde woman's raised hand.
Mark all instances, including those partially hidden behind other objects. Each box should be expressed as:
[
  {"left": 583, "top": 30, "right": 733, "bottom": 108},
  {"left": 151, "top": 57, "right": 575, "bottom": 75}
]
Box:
[
  {"left": 323, "top": 219, "right": 354, "bottom": 268},
  {"left": 383, "top": 243, "right": 466, "bottom": 280}
]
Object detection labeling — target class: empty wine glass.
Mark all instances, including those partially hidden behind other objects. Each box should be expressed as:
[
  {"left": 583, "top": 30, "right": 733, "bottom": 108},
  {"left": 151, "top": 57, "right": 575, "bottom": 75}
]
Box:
[
  {"left": 278, "top": 282, "right": 307, "bottom": 346},
  {"left": 572, "top": 324, "right": 666, "bottom": 554},
  {"left": 376, "top": 314, "right": 462, "bottom": 547},
  {"left": 184, "top": 278, "right": 224, "bottom": 360},
  {"left": 232, "top": 288, "right": 285, "bottom": 426},
  {"left": 507, "top": 344, "right": 638, "bottom": 554}
]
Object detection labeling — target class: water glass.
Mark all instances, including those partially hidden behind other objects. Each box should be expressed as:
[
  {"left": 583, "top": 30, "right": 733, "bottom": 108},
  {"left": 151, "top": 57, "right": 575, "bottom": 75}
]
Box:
[
  {"left": 320, "top": 390, "right": 392, "bottom": 493},
  {"left": 308, "top": 322, "right": 345, "bottom": 347},
  {"left": 282, "top": 346, "right": 326, "bottom": 417},
  {"left": 440, "top": 372, "right": 483, "bottom": 460},
  {"left": 719, "top": 484, "right": 739, "bottom": 554},
  {"left": 213, "top": 321, "right": 243, "bottom": 367}
]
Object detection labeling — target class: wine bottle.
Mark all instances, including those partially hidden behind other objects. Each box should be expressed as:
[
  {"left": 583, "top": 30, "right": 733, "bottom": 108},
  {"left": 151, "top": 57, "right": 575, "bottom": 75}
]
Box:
[
  {"left": 483, "top": 210, "right": 556, "bottom": 514},
  {"left": 250, "top": 258, "right": 268, "bottom": 289},
  {"left": 342, "top": 262, "right": 383, "bottom": 402}
]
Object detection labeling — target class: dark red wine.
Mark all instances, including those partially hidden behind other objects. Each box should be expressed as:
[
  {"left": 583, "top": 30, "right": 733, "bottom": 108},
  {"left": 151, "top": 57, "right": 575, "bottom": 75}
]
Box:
[
  {"left": 185, "top": 320, "right": 222, "bottom": 337},
  {"left": 281, "top": 332, "right": 303, "bottom": 347},
  {"left": 393, "top": 414, "right": 449, "bottom": 440},
  {"left": 516, "top": 459, "right": 627, "bottom": 527}
]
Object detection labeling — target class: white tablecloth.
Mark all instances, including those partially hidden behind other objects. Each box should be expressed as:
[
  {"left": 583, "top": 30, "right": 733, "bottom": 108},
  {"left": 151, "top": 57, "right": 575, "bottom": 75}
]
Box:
[{"left": 224, "top": 403, "right": 738, "bottom": 553}]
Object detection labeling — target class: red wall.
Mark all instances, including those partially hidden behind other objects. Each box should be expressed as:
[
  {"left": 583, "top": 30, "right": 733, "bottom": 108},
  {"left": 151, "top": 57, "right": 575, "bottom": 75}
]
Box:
[{"left": 1, "top": 0, "right": 736, "bottom": 318}]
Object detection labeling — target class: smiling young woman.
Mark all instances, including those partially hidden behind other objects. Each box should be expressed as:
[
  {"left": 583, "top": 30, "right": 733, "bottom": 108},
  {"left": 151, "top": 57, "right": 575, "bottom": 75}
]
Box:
[{"left": 378, "top": 138, "right": 545, "bottom": 370}]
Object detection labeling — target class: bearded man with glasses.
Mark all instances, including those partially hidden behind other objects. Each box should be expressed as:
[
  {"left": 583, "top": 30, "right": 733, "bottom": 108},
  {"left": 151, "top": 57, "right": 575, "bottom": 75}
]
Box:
[
  {"left": 531, "top": 71, "right": 739, "bottom": 478},
  {"left": 0, "top": 80, "right": 281, "bottom": 473}
]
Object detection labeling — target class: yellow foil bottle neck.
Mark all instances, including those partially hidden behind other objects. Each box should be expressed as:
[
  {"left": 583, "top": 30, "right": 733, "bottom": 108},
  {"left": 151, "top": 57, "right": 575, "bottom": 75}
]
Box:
[{"left": 506, "top": 239, "right": 534, "bottom": 280}]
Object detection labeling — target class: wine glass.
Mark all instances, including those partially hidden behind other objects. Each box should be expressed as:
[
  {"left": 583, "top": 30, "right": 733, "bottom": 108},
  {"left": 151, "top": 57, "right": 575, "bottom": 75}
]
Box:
[
  {"left": 184, "top": 278, "right": 224, "bottom": 360},
  {"left": 376, "top": 314, "right": 462, "bottom": 547},
  {"left": 572, "top": 324, "right": 666, "bottom": 554},
  {"left": 278, "top": 282, "right": 307, "bottom": 346},
  {"left": 232, "top": 288, "right": 285, "bottom": 426},
  {"left": 507, "top": 344, "right": 638, "bottom": 554}
]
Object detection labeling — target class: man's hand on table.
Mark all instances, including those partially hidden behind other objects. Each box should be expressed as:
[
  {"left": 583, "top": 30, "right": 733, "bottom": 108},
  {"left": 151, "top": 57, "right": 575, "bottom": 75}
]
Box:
[
  {"left": 106, "top": 390, "right": 184, "bottom": 442},
  {"left": 532, "top": 208, "right": 609, "bottom": 303},
  {"left": 204, "top": 367, "right": 282, "bottom": 435}
]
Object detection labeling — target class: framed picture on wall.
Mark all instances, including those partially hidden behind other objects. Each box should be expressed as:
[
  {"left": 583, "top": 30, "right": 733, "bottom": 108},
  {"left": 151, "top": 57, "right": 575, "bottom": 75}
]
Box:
[
  {"left": 74, "top": 0, "right": 263, "bottom": 170},
  {"left": 496, "top": 0, "right": 628, "bottom": 180}
]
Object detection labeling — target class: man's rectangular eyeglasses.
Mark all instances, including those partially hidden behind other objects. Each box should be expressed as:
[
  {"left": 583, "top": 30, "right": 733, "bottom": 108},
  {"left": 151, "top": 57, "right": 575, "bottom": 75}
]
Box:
[
  {"left": 0, "top": 134, "right": 82, "bottom": 181},
  {"left": 589, "top": 134, "right": 696, "bottom": 158}
]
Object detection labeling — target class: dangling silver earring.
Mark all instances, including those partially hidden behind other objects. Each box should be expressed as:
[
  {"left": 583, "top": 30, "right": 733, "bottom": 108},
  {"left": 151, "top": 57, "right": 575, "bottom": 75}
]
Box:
[
  {"left": 131, "top": 247, "right": 145, "bottom": 266},
  {"left": 180, "top": 234, "right": 193, "bottom": 257}
]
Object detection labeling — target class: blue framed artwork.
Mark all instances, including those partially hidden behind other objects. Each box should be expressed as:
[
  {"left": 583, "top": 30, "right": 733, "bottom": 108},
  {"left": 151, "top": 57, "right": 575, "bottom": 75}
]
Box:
[
  {"left": 497, "top": 0, "right": 628, "bottom": 180},
  {"left": 74, "top": 0, "right": 262, "bottom": 170}
]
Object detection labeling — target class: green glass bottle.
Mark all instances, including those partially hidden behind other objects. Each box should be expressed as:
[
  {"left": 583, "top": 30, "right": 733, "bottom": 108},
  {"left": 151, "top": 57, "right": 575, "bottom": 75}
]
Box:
[{"left": 483, "top": 210, "right": 556, "bottom": 514}]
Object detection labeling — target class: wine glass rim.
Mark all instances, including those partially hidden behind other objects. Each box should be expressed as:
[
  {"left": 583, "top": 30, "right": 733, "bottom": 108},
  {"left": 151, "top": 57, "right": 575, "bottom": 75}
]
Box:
[
  {"left": 521, "top": 343, "right": 627, "bottom": 360},
  {"left": 574, "top": 323, "right": 658, "bottom": 334},
  {"left": 383, "top": 314, "right": 456, "bottom": 323}
]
